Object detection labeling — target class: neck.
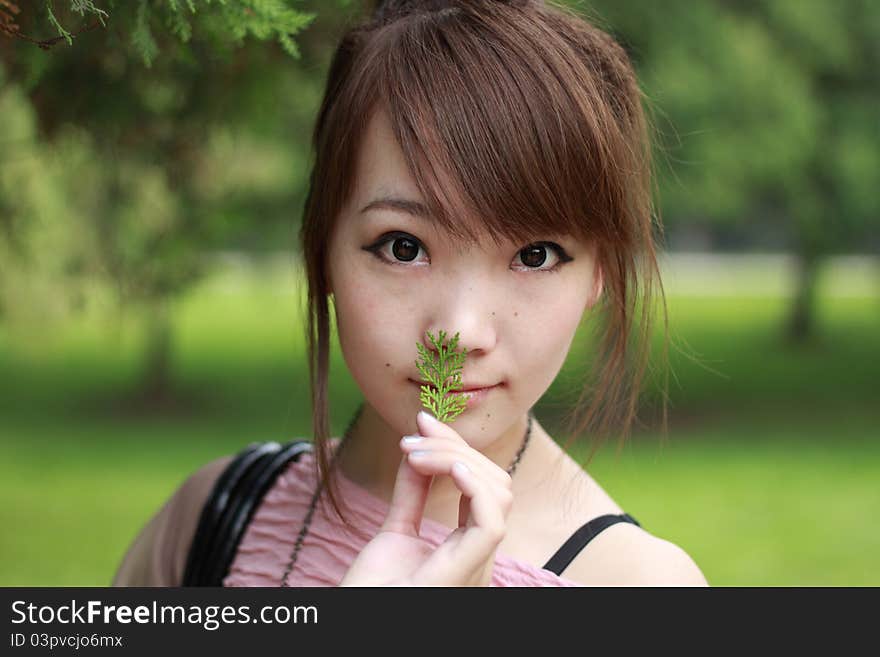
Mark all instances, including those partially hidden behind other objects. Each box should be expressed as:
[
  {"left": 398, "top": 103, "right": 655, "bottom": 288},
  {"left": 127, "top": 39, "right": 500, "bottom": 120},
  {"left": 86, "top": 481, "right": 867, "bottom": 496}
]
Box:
[{"left": 334, "top": 402, "right": 546, "bottom": 527}]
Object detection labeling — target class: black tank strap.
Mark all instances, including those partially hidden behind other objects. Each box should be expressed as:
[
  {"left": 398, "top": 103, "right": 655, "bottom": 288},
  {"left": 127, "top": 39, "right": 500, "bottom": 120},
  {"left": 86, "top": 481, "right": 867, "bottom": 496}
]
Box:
[{"left": 542, "top": 513, "right": 641, "bottom": 577}]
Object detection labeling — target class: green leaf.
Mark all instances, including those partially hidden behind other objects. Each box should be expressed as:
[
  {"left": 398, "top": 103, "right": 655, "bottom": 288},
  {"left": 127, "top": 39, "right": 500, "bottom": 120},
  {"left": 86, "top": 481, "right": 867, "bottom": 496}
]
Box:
[
  {"left": 46, "top": 3, "right": 73, "bottom": 46},
  {"left": 131, "top": 0, "right": 158, "bottom": 68},
  {"left": 414, "top": 329, "right": 468, "bottom": 424}
]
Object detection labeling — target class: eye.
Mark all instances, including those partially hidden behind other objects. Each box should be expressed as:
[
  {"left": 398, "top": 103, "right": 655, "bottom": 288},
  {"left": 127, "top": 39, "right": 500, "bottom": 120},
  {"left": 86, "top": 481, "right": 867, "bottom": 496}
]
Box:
[
  {"left": 364, "top": 231, "right": 429, "bottom": 267},
  {"left": 363, "top": 232, "right": 574, "bottom": 273},
  {"left": 512, "top": 242, "right": 573, "bottom": 274}
]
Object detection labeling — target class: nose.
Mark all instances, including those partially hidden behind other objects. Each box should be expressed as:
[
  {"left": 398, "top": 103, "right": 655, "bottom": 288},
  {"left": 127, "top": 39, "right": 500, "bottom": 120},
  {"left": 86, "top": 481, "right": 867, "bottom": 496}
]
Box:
[{"left": 421, "top": 281, "right": 499, "bottom": 358}]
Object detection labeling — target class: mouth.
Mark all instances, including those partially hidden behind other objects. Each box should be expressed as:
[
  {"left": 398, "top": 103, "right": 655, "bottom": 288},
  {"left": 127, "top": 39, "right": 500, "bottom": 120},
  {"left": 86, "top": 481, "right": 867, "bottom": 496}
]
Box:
[
  {"left": 410, "top": 380, "right": 503, "bottom": 409},
  {"left": 410, "top": 379, "right": 501, "bottom": 392}
]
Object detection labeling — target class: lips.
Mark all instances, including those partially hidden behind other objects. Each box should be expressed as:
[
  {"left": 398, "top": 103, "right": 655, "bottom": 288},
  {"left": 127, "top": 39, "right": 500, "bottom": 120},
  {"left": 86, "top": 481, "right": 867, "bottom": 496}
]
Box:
[
  {"left": 459, "top": 383, "right": 498, "bottom": 392},
  {"left": 410, "top": 380, "right": 502, "bottom": 393},
  {"left": 410, "top": 379, "right": 501, "bottom": 410}
]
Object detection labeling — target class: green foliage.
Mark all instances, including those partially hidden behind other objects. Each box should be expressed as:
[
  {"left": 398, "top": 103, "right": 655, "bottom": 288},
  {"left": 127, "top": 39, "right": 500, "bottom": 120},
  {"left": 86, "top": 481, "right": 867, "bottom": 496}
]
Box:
[
  {"left": 582, "top": 0, "right": 879, "bottom": 251},
  {"left": 0, "top": 0, "right": 345, "bottom": 396},
  {"left": 30, "top": 1, "right": 316, "bottom": 66},
  {"left": 121, "top": 0, "right": 318, "bottom": 68},
  {"left": 415, "top": 329, "right": 468, "bottom": 424},
  {"left": 69, "top": 1, "right": 108, "bottom": 26},
  {"left": 45, "top": 5, "right": 71, "bottom": 45},
  {"left": 131, "top": 1, "right": 158, "bottom": 67},
  {"left": 205, "top": 0, "right": 316, "bottom": 60}
]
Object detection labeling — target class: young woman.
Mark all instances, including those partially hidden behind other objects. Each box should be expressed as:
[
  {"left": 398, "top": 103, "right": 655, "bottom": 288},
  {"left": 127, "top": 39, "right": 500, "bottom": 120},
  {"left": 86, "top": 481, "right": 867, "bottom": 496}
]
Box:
[{"left": 113, "top": 0, "right": 708, "bottom": 587}]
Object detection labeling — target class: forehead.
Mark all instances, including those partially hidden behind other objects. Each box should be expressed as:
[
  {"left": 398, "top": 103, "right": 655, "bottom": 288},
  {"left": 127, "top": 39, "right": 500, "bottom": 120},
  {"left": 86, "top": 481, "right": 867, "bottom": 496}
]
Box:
[
  {"left": 348, "top": 107, "right": 588, "bottom": 250},
  {"left": 354, "top": 109, "right": 421, "bottom": 205},
  {"left": 351, "top": 109, "right": 489, "bottom": 243}
]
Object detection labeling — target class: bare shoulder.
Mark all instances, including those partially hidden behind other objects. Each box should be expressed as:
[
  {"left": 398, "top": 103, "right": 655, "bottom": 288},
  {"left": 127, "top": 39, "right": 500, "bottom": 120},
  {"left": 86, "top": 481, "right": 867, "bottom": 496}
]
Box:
[
  {"left": 112, "top": 454, "right": 234, "bottom": 587},
  {"left": 537, "top": 441, "right": 708, "bottom": 587},
  {"left": 561, "top": 522, "right": 709, "bottom": 586}
]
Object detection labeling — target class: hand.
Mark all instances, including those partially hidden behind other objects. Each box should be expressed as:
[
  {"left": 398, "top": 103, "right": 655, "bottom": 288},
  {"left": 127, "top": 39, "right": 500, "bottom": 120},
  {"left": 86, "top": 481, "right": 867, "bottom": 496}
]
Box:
[{"left": 339, "top": 411, "right": 514, "bottom": 587}]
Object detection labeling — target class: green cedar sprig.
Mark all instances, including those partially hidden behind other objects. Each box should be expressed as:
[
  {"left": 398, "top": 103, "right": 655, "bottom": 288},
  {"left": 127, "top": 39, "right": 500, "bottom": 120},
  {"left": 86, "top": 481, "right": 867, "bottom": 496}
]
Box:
[{"left": 415, "top": 329, "right": 468, "bottom": 424}]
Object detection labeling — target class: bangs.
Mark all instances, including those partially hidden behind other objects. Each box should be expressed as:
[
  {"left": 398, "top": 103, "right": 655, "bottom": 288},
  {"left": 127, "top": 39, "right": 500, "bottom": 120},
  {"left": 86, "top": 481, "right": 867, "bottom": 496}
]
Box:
[{"left": 359, "top": 2, "right": 625, "bottom": 249}]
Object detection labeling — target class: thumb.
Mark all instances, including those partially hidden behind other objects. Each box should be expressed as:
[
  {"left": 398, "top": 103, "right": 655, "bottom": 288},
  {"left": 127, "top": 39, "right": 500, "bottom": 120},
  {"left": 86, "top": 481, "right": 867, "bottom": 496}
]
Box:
[{"left": 380, "top": 452, "right": 434, "bottom": 538}]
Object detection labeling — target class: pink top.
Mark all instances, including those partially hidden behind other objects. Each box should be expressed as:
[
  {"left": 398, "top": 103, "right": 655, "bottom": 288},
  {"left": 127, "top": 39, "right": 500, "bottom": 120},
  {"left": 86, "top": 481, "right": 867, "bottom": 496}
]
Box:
[{"left": 222, "top": 446, "right": 582, "bottom": 587}]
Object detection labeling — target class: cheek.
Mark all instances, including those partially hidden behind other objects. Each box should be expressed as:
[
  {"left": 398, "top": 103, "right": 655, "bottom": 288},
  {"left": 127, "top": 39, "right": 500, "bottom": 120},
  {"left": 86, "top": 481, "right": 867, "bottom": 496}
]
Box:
[
  {"left": 512, "top": 290, "right": 586, "bottom": 397},
  {"left": 333, "top": 276, "right": 413, "bottom": 386},
  {"left": 333, "top": 277, "right": 422, "bottom": 436}
]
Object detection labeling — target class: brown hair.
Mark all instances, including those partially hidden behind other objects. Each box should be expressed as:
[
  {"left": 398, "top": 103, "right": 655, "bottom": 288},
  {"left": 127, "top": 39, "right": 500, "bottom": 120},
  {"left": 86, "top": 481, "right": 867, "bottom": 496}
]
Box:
[{"left": 298, "top": 0, "right": 669, "bottom": 525}]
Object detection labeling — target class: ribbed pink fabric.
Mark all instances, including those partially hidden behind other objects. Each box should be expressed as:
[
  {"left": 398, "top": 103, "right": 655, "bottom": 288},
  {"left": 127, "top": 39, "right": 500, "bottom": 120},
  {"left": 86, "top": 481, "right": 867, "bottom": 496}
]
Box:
[{"left": 223, "top": 446, "right": 582, "bottom": 587}]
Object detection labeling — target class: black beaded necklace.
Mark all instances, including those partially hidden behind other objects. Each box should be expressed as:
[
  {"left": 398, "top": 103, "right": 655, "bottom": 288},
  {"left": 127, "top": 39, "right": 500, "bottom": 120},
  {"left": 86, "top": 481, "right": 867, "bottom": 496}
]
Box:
[{"left": 279, "top": 402, "right": 534, "bottom": 586}]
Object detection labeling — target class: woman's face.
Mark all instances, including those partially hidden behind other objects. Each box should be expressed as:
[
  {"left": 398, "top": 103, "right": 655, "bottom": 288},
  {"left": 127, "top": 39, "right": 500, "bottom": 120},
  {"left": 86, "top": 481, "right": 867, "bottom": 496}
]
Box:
[{"left": 327, "top": 108, "right": 603, "bottom": 447}]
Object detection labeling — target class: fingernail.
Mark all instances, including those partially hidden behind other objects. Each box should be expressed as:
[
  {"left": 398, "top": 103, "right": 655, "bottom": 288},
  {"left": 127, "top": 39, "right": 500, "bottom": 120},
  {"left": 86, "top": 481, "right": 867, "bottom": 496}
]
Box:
[
  {"left": 409, "top": 450, "right": 430, "bottom": 459},
  {"left": 417, "top": 410, "right": 441, "bottom": 428},
  {"left": 401, "top": 435, "right": 423, "bottom": 444},
  {"left": 452, "top": 461, "right": 470, "bottom": 476}
]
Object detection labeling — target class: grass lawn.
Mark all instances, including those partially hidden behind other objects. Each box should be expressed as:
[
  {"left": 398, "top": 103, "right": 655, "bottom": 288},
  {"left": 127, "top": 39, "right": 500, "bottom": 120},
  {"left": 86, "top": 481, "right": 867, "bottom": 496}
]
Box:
[{"left": 1, "top": 255, "right": 877, "bottom": 586}]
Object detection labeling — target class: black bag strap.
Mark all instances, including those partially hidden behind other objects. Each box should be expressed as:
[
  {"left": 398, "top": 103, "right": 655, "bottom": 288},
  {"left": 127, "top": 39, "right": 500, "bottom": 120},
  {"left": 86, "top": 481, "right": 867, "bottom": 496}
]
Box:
[{"left": 182, "top": 439, "right": 314, "bottom": 586}]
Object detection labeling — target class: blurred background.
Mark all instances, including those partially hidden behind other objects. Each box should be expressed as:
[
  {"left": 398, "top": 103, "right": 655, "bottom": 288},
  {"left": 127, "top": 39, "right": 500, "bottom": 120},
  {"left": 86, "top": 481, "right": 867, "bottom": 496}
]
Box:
[{"left": 0, "top": 0, "right": 877, "bottom": 586}]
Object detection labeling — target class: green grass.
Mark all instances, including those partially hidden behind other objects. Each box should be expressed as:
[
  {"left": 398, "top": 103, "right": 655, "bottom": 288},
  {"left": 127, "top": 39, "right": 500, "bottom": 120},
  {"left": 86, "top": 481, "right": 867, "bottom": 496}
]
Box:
[{"left": 1, "top": 257, "right": 878, "bottom": 586}]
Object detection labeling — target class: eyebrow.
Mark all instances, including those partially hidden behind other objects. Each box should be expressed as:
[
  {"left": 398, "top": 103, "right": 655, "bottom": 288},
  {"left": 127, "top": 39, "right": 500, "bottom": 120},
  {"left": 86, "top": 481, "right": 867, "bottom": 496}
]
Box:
[{"left": 360, "top": 196, "right": 430, "bottom": 219}]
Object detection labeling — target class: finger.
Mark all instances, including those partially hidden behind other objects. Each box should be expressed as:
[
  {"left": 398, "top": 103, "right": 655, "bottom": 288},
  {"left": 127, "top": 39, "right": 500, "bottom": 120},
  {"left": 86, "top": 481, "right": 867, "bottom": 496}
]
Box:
[
  {"left": 451, "top": 461, "right": 511, "bottom": 531},
  {"left": 416, "top": 411, "right": 468, "bottom": 445},
  {"left": 412, "top": 413, "right": 514, "bottom": 490},
  {"left": 412, "top": 461, "right": 508, "bottom": 585},
  {"left": 380, "top": 453, "right": 434, "bottom": 538},
  {"left": 405, "top": 447, "right": 513, "bottom": 493},
  {"left": 400, "top": 438, "right": 512, "bottom": 489},
  {"left": 413, "top": 468, "right": 505, "bottom": 586}
]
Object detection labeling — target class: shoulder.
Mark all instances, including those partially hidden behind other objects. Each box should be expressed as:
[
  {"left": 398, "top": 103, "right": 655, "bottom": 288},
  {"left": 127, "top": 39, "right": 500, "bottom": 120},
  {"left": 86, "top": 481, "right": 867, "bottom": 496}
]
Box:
[
  {"left": 560, "top": 521, "right": 709, "bottom": 587},
  {"left": 518, "top": 430, "right": 708, "bottom": 586},
  {"left": 112, "top": 454, "right": 234, "bottom": 587}
]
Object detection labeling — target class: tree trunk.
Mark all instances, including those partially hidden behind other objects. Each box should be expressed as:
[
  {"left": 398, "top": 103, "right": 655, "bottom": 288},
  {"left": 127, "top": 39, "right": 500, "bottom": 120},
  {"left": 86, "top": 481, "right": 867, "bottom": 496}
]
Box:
[
  {"left": 784, "top": 250, "right": 821, "bottom": 343},
  {"left": 139, "top": 298, "right": 174, "bottom": 403}
]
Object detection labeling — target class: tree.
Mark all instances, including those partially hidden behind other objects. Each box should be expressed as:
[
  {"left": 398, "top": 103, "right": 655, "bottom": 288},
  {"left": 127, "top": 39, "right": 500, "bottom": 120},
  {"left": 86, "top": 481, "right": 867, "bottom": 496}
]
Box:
[
  {"left": 584, "top": 0, "right": 879, "bottom": 341},
  {"left": 0, "top": 1, "right": 353, "bottom": 406}
]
